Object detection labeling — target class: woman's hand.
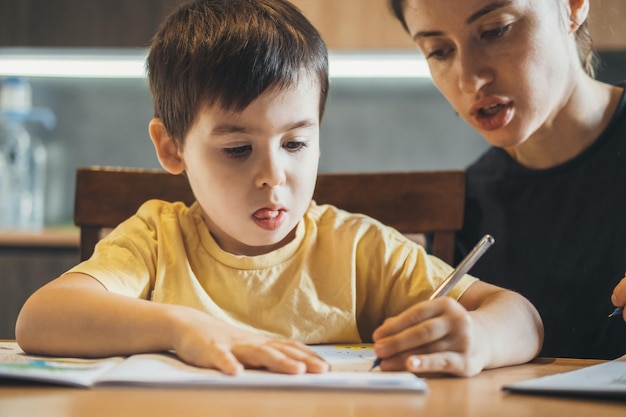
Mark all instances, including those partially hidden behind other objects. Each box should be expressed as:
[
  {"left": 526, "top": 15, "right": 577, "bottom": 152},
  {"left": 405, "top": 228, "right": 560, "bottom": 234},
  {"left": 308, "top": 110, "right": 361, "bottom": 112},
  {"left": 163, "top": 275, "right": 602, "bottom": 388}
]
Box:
[{"left": 610, "top": 274, "right": 626, "bottom": 321}]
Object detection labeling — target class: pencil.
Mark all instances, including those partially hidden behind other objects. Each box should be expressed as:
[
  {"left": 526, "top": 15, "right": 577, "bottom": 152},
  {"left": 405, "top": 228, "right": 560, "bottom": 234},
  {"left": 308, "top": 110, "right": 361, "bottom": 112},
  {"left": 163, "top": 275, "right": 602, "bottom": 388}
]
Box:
[{"left": 370, "top": 234, "right": 495, "bottom": 371}]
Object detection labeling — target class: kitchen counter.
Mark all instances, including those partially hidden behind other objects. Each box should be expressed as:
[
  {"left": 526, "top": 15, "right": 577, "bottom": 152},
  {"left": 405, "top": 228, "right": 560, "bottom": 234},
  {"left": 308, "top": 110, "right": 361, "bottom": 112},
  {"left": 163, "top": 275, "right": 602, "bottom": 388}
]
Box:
[
  {"left": 0, "top": 227, "right": 80, "bottom": 339},
  {"left": 0, "top": 227, "right": 79, "bottom": 248}
]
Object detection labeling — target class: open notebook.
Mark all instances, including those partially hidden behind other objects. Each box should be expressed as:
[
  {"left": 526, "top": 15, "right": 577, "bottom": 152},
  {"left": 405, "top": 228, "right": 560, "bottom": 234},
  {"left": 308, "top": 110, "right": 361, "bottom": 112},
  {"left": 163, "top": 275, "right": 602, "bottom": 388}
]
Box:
[
  {"left": 503, "top": 354, "right": 626, "bottom": 399},
  {"left": 0, "top": 342, "right": 427, "bottom": 393}
]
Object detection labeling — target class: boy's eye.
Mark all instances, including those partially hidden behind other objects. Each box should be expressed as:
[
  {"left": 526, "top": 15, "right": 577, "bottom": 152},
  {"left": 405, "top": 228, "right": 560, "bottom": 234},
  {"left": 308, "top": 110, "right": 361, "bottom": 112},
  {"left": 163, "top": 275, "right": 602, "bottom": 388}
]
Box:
[
  {"left": 481, "top": 24, "right": 513, "bottom": 40},
  {"left": 223, "top": 145, "right": 251, "bottom": 159},
  {"left": 284, "top": 141, "right": 308, "bottom": 152},
  {"left": 222, "top": 141, "right": 307, "bottom": 158}
]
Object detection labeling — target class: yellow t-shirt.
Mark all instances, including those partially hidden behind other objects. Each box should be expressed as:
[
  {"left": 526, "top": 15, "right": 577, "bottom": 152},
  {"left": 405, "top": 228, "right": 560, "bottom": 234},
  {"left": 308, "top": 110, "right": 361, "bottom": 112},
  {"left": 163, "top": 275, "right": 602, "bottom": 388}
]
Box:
[{"left": 67, "top": 200, "right": 477, "bottom": 343}]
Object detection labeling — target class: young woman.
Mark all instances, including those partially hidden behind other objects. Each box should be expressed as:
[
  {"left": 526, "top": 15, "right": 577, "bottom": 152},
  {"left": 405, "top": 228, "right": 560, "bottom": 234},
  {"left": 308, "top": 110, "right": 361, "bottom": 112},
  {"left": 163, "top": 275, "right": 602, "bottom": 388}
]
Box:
[{"left": 388, "top": 0, "right": 626, "bottom": 359}]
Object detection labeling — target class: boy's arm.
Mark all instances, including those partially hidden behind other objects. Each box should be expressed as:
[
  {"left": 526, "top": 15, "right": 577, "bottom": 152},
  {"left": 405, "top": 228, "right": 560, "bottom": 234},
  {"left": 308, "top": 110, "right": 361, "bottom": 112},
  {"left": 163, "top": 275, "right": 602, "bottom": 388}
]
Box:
[
  {"left": 16, "top": 273, "right": 328, "bottom": 375},
  {"left": 372, "top": 281, "right": 543, "bottom": 376}
]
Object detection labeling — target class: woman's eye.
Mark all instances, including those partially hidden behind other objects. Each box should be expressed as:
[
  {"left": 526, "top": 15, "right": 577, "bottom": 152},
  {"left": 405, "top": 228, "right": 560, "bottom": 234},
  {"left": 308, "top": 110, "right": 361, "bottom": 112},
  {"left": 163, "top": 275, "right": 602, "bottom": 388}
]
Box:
[
  {"left": 223, "top": 145, "right": 251, "bottom": 159},
  {"left": 481, "top": 24, "right": 512, "bottom": 40},
  {"left": 425, "top": 46, "right": 453, "bottom": 61},
  {"left": 427, "top": 49, "right": 445, "bottom": 60}
]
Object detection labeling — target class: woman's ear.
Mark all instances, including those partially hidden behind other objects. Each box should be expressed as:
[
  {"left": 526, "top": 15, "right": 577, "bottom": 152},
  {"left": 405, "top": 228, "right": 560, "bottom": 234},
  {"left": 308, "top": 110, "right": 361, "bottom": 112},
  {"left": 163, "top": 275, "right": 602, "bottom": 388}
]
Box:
[
  {"left": 568, "top": 0, "right": 590, "bottom": 31},
  {"left": 149, "top": 118, "right": 185, "bottom": 175}
]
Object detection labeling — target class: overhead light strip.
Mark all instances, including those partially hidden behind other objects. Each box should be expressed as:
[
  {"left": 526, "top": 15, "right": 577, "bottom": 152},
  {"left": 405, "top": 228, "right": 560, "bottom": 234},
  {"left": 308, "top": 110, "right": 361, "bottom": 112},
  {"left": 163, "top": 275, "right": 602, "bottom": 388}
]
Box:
[
  {"left": 0, "top": 49, "right": 148, "bottom": 79},
  {"left": 0, "top": 49, "right": 430, "bottom": 79},
  {"left": 328, "top": 52, "right": 430, "bottom": 79}
]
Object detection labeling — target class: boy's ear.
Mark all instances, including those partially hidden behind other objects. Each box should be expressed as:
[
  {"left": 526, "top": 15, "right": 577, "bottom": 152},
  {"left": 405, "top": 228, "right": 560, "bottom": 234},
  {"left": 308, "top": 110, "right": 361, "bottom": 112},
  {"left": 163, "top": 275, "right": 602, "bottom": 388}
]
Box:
[
  {"left": 149, "top": 118, "right": 185, "bottom": 175},
  {"left": 568, "top": 0, "right": 589, "bottom": 30}
]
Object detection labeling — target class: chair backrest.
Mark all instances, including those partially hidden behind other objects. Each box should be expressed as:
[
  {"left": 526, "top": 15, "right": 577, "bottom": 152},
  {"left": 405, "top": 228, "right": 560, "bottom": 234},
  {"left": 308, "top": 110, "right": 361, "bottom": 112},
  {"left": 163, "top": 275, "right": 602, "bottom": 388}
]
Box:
[{"left": 74, "top": 167, "right": 465, "bottom": 263}]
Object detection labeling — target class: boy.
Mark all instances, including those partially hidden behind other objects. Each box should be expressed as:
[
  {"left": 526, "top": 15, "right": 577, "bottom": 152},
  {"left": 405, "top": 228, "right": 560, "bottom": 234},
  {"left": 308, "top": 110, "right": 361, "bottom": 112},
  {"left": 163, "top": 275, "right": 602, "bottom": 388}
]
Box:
[{"left": 15, "top": 0, "right": 543, "bottom": 377}]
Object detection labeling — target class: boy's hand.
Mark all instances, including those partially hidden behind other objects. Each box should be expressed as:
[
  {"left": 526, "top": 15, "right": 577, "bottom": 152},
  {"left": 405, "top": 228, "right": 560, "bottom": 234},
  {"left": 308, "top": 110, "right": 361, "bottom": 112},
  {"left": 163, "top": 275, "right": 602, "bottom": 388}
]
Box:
[
  {"left": 170, "top": 307, "right": 330, "bottom": 376},
  {"left": 611, "top": 274, "right": 626, "bottom": 320},
  {"left": 372, "top": 297, "right": 486, "bottom": 377}
]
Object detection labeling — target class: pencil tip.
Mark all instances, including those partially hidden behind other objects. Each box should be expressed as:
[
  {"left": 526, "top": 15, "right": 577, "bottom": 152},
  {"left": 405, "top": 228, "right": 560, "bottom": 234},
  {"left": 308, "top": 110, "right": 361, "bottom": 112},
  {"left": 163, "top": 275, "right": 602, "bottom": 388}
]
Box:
[{"left": 369, "top": 358, "right": 381, "bottom": 371}]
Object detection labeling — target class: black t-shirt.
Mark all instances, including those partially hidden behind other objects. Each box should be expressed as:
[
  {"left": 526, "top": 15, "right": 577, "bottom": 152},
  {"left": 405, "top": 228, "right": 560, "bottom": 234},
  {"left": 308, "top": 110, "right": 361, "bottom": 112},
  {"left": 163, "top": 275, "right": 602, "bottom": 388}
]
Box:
[{"left": 456, "top": 84, "right": 626, "bottom": 360}]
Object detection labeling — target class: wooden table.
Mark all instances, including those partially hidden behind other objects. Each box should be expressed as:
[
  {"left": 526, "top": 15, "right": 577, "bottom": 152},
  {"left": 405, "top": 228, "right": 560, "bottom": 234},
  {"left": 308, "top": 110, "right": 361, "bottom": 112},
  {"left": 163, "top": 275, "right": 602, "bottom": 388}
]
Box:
[{"left": 0, "top": 357, "right": 624, "bottom": 416}]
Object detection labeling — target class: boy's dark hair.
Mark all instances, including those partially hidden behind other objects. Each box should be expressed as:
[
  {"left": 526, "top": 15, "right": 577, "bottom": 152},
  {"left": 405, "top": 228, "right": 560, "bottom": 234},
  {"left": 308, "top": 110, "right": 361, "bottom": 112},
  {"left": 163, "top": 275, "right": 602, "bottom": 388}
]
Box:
[{"left": 147, "top": 0, "right": 329, "bottom": 147}]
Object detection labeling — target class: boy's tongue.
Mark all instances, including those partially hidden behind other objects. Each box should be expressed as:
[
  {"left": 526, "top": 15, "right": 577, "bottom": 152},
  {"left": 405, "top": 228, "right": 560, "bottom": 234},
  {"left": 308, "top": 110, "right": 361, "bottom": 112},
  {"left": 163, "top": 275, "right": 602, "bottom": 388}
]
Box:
[
  {"left": 252, "top": 208, "right": 285, "bottom": 231},
  {"left": 254, "top": 208, "right": 280, "bottom": 220}
]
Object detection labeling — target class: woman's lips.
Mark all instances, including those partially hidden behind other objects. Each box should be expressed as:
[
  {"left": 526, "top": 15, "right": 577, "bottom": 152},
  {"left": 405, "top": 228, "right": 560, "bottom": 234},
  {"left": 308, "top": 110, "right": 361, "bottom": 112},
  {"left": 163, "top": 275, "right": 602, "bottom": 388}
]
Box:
[
  {"left": 252, "top": 208, "right": 286, "bottom": 231},
  {"left": 470, "top": 98, "right": 514, "bottom": 131}
]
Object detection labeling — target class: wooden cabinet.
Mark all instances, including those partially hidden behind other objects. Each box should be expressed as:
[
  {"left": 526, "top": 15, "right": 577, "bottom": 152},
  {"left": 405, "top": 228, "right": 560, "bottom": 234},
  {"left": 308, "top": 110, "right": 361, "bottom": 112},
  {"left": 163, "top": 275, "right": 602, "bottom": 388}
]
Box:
[
  {"left": 0, "top": 0, "right": 623, "bottom": 50},
  {"left": 0, "top": 231, "right": 79, "bottom": 339},
  {"left": 292, "top": 0, "right": 626, "bottom": 51},
  {"left": 0, "top": 0, "right": 183, "bottom": 47},
  {"left": 290, "top": 0, "right": 413, "bottom": 50},
  {"left": 588, "top": 0, "right": 626, "bottom": 50},
  {"left": 0, "top": 0, "right": 412, "bottom": 49}
]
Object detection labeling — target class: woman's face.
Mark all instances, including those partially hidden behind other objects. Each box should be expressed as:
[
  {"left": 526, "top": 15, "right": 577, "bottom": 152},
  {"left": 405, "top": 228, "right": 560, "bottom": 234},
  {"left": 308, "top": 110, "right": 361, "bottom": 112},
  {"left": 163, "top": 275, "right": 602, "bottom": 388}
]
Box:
[{"left": 401, "top": 0, "right": 585, "bottom": 149}]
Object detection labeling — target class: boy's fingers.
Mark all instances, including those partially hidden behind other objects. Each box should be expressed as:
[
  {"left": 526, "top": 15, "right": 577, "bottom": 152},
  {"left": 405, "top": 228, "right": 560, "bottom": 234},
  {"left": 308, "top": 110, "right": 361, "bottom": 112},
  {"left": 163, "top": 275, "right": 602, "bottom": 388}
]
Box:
[
  {"left": 374, "top": 298, "right": 461, "bottom": 341},
  {"left": 181, "top": 338, "right": 328, "bottom": 375},
  {"left": 376, "top": 335, "right": 461, "bottom": 372},
  {"left": 375, "top": 316, "right": 449, "bottom": 360},
  {"left": 374, "top": 301, "right": 436, "bottom": 340},
  {"left": 269, "top": 342, "right": 330, "bottom": 373},
  {"left": 232, "top": 344, "right": 307, "bottom": 374},
  {"left": 192, "top": 344, "right": 245, "bottom": 376},
  {"left": 374, "top": 299, "right": 467, "bottom": 360},
  {"left": 405, "top": 352, "right": 479, "bottom": 377}
]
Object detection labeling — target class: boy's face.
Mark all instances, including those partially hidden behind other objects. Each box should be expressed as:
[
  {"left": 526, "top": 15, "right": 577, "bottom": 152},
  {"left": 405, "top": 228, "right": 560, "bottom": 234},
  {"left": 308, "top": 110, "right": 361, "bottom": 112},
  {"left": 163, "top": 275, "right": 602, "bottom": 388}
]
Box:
[{"left": 177, "top": 77, "right": 321, "bottom": 256}]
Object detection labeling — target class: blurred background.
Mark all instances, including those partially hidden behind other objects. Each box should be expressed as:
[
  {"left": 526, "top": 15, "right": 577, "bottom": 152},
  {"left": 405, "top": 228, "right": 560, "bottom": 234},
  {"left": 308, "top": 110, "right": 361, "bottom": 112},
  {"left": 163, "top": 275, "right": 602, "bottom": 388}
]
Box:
[{"left": 1, "top": 0, "right": 624, "bottom": 227}]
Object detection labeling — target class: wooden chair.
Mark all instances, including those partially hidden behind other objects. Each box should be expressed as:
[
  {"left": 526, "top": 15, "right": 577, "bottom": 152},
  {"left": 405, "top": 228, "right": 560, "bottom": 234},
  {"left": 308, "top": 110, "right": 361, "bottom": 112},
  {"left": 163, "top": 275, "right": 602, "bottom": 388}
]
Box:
[{"left": 74, "top": 166, "right": 465, "bottom": 263}]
